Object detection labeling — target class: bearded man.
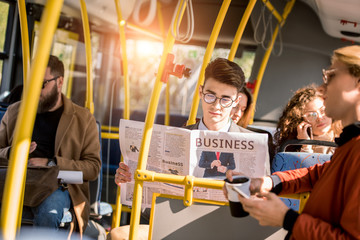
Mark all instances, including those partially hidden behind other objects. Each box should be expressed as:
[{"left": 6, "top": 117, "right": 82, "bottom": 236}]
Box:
[{"left": 0, "top": 55, "right": 101, "bottom": 234}]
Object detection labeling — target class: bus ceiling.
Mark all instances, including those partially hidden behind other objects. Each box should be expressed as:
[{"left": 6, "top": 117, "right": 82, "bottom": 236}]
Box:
[
  {"left": 302, "top": 0, "right": 360, "bottom": 43},
  {"left": 29, "top": 0, "right": 358, "bottom": 46}
]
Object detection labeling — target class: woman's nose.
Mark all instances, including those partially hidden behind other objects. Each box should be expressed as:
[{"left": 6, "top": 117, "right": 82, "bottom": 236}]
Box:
[{"left": 234, "top": 109, "right": 242, "bottom": 118}]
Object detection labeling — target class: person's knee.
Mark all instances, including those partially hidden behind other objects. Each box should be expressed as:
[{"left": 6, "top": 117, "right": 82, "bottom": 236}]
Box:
[
  {"left": 33, "top": 208, "right": 62, "bottom": 228},
  {"left": 32, "top": 188, "right": 71, "bottom": 229}
]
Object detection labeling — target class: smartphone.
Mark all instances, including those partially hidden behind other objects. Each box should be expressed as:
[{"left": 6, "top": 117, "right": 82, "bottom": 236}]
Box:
[
  {"left": 307, "top": 126, "right": 313, "bottom": 139},
  {"left": 231, "top": 185, "right": 250, "bottom": 199}
]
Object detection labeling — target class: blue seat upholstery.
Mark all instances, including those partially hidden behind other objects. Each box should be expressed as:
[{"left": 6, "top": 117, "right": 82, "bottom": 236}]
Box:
[
  {"left": 271, "top": 152, "right": 332, "bottom": 172},
  {"left": 0, "top": 107, "right": 7, "bottom": 121},
  {"left": 271, "top": 151, "right": 332, "bottom": 211},
  {"left": 91, "top": 121, "right": 113, "bottom": 217}
]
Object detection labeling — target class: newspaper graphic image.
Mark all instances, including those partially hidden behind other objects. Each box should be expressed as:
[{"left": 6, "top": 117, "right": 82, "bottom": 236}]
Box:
[{"left": 119, "top": 119, "right": 269, "bottom": 208}]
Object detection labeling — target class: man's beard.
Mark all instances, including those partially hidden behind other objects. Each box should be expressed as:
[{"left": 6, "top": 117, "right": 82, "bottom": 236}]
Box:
[{"left": 37, "top": 84, "right": 59, "bottom": 113}]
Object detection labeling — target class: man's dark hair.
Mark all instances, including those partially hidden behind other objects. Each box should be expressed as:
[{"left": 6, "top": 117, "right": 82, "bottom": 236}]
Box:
[
  {"left": 204, "top": 58, "right": 245, "bottom": 93},
  {"left": 48, "top": 55, "right": 64, "bottom": 77}
]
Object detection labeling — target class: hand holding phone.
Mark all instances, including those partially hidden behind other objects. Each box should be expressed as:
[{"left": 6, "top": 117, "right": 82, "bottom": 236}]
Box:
[{"left": 306, "top": 126, "right": 313, "bottom": 139}]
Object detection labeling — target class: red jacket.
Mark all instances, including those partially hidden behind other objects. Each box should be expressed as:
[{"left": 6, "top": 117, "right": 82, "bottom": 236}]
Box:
[{"left": 275, "top": 131, "right": 360, "bottom": 239}]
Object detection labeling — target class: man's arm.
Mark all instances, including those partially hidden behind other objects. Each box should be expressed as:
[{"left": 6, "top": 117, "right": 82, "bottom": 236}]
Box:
[{"left": 273, "top": 161, "right": 331, "bottom": 194}]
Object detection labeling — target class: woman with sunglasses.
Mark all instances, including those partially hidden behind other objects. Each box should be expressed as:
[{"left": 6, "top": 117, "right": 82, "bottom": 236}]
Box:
[{"left": 273, "top": 85, "right": 342, "bottom": 153}]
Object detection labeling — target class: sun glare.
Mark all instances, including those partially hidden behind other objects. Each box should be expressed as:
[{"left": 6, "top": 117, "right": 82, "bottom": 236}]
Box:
[{"left": 135, "top": 40, "right": 161, "bottom": 58}]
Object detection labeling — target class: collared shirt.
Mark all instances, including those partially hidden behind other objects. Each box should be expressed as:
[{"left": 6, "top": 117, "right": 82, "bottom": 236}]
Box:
[{"left": 198, "top": 118, "right": 231, "bottom": 132}]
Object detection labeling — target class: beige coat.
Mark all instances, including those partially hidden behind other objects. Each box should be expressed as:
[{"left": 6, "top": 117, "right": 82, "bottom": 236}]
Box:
[{"left": 0, "top": 94, "right": 101, "bottom": 234}]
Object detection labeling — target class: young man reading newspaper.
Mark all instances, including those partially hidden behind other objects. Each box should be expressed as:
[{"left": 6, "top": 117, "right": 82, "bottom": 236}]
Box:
[
  {"left": 109, "top": 58, "right": 257, "bottom": 240},
  {"left": 115, "top": 58, "right": 251, "bottom": 185}
]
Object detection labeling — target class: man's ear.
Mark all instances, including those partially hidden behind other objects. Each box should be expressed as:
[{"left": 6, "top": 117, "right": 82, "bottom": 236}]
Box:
[
  {"left": 57, "top": 76, "right": 64, "bottom": 90},
  {"left": 199, "top": 85, "right": 203, "bottom": 96}
]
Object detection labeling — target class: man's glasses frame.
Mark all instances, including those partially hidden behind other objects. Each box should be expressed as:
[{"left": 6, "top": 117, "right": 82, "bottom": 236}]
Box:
[
  {"left": 42, "top": 76, "right": 59, "bottom": 89},
  {"left": 201, "top": 92, "right": 238, "bottom": 108}
]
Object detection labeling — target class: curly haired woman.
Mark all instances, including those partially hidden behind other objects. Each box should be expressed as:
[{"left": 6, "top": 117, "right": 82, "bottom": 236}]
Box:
[{"left": 274, "top": 85, "right": 342, "bottom": 154}]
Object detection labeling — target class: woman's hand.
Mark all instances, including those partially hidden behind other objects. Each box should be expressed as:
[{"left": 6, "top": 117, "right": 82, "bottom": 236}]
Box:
[
  {"left": 297, "top": 121, "right": 313, "bottom": 140},
  {"left": 115, "top": 162, "right": 132, "bottom": 185}
]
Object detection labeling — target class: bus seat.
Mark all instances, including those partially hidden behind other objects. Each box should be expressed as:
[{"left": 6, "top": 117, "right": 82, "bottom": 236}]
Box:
[
  {"left": 101, "top": 138, "right": 120, "bottom": 175},
  {"left": 149, "top": 194, "right": 281, "bottom": 240},
  {"left": 155, "top": 113, "right": 188, "bottom": 127},
  {"left": 103, "top": 109, "right": 147, "bottom": 177},
  {"left": 90, "top": 121, "right": 113, "bottom": 218},
  {"left": 247, "top": 126, "right": 276, "bottom": 164},
  {"left": 271, "top": 152, "right": 332, "bottom": 173},
  {"left": 271, "top": 140, "right": 334, "bottom": 211},
  {"left": 0, "top": 107, "right": 7, "bottom": 121}
]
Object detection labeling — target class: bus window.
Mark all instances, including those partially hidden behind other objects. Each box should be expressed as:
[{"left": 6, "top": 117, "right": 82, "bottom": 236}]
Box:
[
  {"left": 0, "top": 1, "right": 10, "bottom": 85},
  {"left": 32, "top": 21, "right": 79, "bottom": 98},
  {"left": 118, "top": 39, "right": 256, "bottom": 117}
]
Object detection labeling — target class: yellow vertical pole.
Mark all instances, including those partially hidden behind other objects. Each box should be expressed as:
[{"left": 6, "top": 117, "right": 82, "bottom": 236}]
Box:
[
  {"left": 0, "top": 1, "right": 64, "bottom": 239},
  {"left": 115, "top": 4, "right": 130, "bottom": 121},
  {"left": 157, "top": 1, "right": 170, "bottom": 126},
  {"left": 128, "top": 1, "right": 187, "bottom": 239},
  {"left": 250, "top": 0, "right": 296, "bottom": 124},
  {"left": 17, "top": 0, "right": 30, "bottom": 92},
  {"left": 80, "top": 0, "right": 94, "bottom": 114},
  {"left": 228, "top": 0, "right": 257, "bottom": 61},
  {"left": 187, "top": 0, "right": 232, "bottom": 125},
  {"left": 165, "top": 82, "right": 170, "bottom": 126},
  {"left": 111, "top": 0, "right": 131, "bottom": 228},
  {"left": 16, "top": 0, "right": 31, "bottom": 228}
]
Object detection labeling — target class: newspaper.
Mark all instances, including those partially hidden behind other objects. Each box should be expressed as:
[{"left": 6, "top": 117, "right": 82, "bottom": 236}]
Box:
[{"left": 119, "top": 119, "right": 269, "bottom": 208}]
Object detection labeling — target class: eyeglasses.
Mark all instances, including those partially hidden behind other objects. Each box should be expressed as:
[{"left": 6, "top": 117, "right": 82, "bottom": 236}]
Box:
[
  {"left": 322, "top": 68, "right": 338, "bottom": 85},
  {"left": 303, "top": 106, "right": 326, "bottom": 123},
  {"left": 42, "top": 76, "right": 59, "bottom": 89},
  {"left": 201, "top": 92, "right": 237, "bottom": 108}
]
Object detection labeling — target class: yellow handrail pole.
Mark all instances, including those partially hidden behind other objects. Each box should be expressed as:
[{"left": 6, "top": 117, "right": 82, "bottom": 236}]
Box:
[
  {"left": 17, "top": 0, "right": 30, "bottom": 92},
  {"left": 80, "top": 0, "right": 94, "bottom": 114},
  {"left": 101, "top": 132, "right": 119, "bottom": 140},
  {"left": 0, "top": 1, "right": 63, "bottom": 239},
  {"left": 250, "top": 0, "right": 296, "bottom": 124},
  {"left": 165, "top": 82, "right": 170, "bottom": 126},
  {"left": 112, "top": 0, "right": 130, "bottom": 228},
  {"left": 262, "top": 0, "right": 283, "bottom": 23},
  {"left": 157, "top": 1, "right": 166, "bottom": 39},
  {"left": 65, "top": 47, "right": 77, "bottom": 98},
  {"left": 16, "top": 0, "right": 31, "bottom": 228},
  {"left": 115, "top": 4, "right": 130, "bottom": 121},
  {"left": 228, "top": 0, "right": 257, "bottom": 61},
  {"left": 129, "top": 1, "right": 187, "bottom": 239},
  {"left": 101, "top": 125, "right": 119, "bottom": 132},
  {"left": 157, "top": 1, "right": 170, "bottom": 126},
  {"left": 187, "top": 0, "right": 232, "bottom": 125},
  {"left": 136, "top": 169, "right": 224, "bottom": 190}
]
